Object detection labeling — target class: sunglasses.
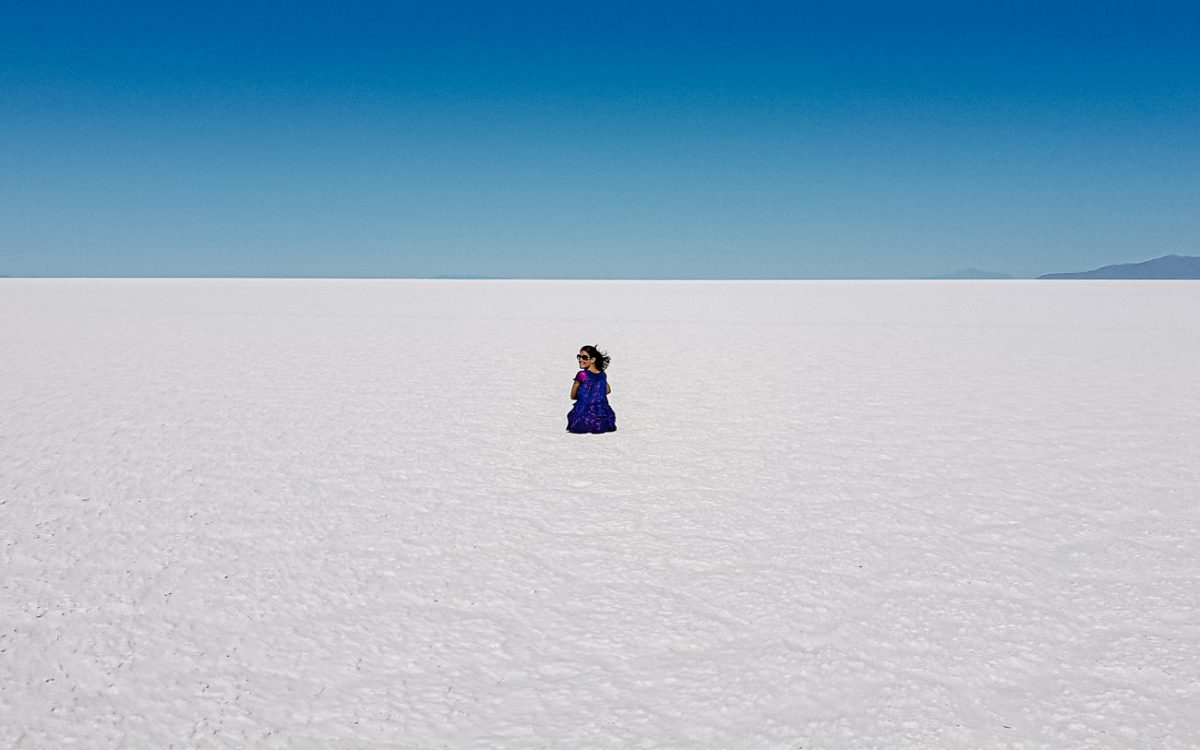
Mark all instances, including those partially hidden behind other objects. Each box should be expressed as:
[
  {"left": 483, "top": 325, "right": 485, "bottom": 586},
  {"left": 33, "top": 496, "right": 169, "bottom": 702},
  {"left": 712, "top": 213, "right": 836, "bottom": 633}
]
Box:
[{"left": 576, "top": 354, "right": 593, "bottom": 361}]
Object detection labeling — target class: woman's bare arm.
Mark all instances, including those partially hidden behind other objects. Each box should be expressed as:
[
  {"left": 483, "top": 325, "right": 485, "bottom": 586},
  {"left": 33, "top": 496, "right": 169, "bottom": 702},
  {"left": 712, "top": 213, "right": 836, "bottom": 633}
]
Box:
[{"left": 571, "top": 382, "right": 580, "bottom": 400}]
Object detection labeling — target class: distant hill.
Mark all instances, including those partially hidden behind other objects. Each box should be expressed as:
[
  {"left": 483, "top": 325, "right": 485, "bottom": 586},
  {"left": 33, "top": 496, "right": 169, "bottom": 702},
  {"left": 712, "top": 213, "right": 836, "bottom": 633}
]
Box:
[
  {"left": 926, "top": 268, "right": 1013, "bottom": 280},
  {"left": 1040, "top": 254, "right": 1200, "bottom": 279}
]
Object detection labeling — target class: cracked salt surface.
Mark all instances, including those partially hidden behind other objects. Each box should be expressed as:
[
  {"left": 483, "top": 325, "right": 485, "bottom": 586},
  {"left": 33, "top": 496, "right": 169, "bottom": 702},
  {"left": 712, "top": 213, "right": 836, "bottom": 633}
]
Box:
[{"left": 2, "top": 279, "right": 1198, "bottom": 749}]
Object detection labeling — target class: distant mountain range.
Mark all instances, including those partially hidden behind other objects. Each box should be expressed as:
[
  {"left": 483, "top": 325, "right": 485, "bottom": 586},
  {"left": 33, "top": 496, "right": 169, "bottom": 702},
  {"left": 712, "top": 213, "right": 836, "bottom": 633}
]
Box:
[{"left": 1040, "top": 254, "right": 1200, "bottom": 279}]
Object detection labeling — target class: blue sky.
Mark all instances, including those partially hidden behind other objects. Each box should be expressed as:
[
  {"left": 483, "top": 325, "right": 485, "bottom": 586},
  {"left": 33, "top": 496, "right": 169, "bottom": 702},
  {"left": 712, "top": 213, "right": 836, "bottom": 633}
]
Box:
[{"left": 2, "top": 1, "right": 1198, "bottom": 278}]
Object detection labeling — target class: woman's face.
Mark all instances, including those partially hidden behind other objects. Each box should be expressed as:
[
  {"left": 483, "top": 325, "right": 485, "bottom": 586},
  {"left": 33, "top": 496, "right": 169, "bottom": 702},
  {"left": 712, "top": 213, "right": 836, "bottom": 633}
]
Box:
[{"left": 577, "top": 350, "right": 595, "bottom": 369}]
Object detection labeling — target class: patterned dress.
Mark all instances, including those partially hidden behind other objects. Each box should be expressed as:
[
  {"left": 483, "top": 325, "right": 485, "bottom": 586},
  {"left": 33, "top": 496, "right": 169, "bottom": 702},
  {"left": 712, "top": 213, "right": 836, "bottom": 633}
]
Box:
[{"left": 567, "top": 369, "right": 617, "bottom": 433}]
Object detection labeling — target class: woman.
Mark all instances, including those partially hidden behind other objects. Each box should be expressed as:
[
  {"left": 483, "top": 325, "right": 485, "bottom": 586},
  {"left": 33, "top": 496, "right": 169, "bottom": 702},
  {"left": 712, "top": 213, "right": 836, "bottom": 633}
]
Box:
[{"left": 567, "top": 345, "right": 617, "bottom": 434}]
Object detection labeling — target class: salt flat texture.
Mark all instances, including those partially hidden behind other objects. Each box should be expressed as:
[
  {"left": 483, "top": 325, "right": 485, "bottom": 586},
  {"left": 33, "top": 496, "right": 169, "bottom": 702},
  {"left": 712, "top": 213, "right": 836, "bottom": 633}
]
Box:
[{"left": 2, "top": 279, "right": 1198, "bottom": 749}]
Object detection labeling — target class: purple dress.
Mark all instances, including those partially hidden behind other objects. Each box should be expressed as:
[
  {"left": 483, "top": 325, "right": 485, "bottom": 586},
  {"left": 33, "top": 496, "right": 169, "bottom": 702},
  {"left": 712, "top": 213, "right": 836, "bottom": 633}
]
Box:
[{"left": 567, "top": 369, "right": 617, "bottom": 433}]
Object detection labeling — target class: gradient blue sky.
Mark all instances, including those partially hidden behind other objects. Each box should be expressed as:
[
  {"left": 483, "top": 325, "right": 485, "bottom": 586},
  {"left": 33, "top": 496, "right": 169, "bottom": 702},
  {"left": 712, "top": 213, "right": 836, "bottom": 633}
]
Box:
[{"left": 2, "top": 1, "right": 1198, "bottom": 278}]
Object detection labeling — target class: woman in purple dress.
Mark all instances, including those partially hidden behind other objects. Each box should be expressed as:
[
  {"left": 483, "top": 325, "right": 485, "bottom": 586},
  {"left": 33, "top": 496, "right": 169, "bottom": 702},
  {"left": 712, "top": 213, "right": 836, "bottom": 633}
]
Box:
[{"left": 567, "top": 345, "right": 617, "bottom": 434}]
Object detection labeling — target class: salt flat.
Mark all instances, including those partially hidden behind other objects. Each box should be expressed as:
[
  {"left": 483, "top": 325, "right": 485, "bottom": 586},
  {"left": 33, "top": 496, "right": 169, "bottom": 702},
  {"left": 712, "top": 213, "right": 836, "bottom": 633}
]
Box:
[{"left": 2, "top": 279, "right": 1198, "bottom": 749}]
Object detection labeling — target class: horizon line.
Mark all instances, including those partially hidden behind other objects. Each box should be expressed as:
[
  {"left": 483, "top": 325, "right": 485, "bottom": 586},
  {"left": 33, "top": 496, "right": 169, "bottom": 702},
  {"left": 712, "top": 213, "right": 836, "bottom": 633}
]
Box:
[{"left": 0, "top": 275, "right": 1048, "bottom": 281}]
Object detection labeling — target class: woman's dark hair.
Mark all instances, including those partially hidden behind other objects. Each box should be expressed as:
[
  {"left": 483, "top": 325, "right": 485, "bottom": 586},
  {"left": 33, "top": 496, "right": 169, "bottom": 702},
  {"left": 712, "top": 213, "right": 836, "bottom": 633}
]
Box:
[{"left": 580, "top": 345, "right": 611, "bottom": 371}]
